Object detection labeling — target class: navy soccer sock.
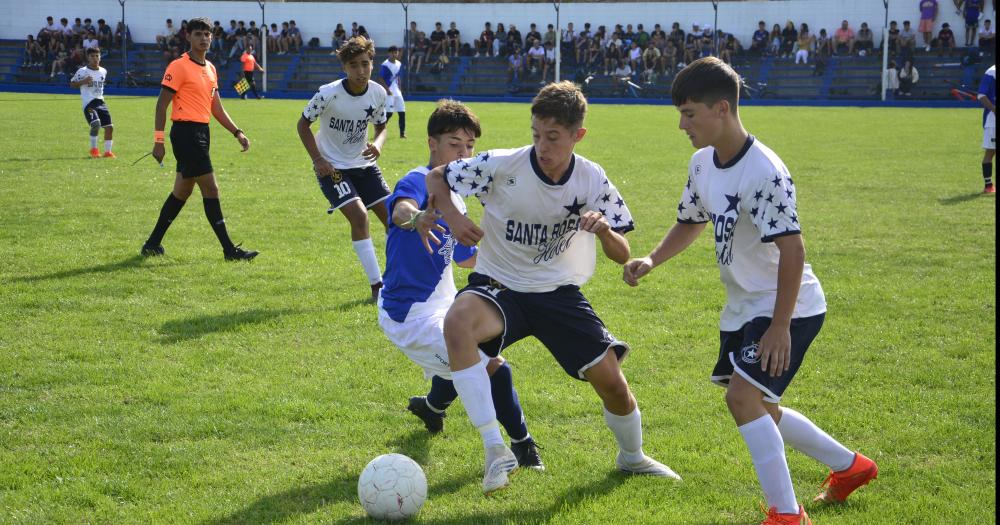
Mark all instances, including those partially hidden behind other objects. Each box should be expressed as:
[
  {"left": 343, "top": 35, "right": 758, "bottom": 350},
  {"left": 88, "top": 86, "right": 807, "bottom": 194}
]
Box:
[
  {"left": 490, "top": 362, "right": 529, "bottom": 441},
  {"left": 984, "top": 162, "right": 993, "bottom": 187},
  {"left": 397, "top": 111, "right": 406, "bottom": 135},
  {"left": 426, "top": 375, "right": 457, "bottom": 413},
  {"left": 146, "top": 193, "right": 186, "bottom": 246},
  {"left": 203, "top": 198, "right": 236, "bottom": 251}
]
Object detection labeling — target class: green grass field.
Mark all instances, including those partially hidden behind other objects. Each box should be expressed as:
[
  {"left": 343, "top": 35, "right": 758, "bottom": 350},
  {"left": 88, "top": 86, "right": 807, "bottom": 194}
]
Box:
[{"left": 0, "top": 92, "right": 995, "bottom": 524}]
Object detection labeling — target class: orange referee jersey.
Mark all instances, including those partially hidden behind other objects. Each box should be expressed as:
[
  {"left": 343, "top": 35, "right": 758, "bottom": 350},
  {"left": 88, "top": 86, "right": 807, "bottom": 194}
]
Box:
[
  {"left": 240, "top": 52, "right": 257, "bottom": 72},
  {"left": 161, "top": 52, "right": 218, "bottom": 123}
]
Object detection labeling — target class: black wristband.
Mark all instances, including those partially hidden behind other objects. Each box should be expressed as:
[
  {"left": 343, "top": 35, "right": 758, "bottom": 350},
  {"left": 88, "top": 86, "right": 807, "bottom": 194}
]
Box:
[{"left": 233, "top": 128, "right": 244, "bottom": 137}]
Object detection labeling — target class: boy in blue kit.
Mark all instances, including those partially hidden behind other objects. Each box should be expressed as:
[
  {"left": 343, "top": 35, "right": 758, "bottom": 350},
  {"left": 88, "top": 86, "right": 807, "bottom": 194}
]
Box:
[
  {"left": 377, "top": 100, "right": 543, "bottom": 470},
  {"left": 623, "top": 57, "right": 876, "bottom": 525}
]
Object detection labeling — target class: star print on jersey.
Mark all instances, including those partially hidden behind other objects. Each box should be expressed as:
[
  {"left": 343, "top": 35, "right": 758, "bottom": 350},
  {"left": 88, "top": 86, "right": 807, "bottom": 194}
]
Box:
[
  {"left": 364, "top": 105, "right": 376, "bottom": 118},
  {"left": 564, "top": 197, "right": 586, "bottom": 217},
  {"left": 751, "top": 172, "right": 800, "bottom": 242}
]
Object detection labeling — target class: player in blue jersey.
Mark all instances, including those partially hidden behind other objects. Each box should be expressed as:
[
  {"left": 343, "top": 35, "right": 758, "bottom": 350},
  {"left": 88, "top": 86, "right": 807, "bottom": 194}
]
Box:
[
  {"left": 624, "top": 57, "right": 876, "bottom": 525},
  {"left": 377, "top": 100, "right": 543, "bottom": 470},
  {"left": 424, "top": 82, "right": 680, "bottom": 495},
  {"left": 978, "top": 64, "right": 995, "bottom": 193}
]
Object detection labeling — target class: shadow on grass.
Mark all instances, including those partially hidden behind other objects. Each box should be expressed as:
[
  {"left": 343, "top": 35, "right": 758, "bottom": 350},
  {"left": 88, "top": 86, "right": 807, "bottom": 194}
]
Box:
[
  {"left": 158, "top": 308, "right": 304, "bottom": 343},
  {"left": 335, "top": 297, "right": 374, "bottom": 311},
  {"left": 386, "top": 429, "right": 434, "bottom": 466},
  {"left": 9, "top": 255, "right": 173, "bottom": 283},
  {"left": 938, "top": 192, "right": 987, "bottom": 205}
]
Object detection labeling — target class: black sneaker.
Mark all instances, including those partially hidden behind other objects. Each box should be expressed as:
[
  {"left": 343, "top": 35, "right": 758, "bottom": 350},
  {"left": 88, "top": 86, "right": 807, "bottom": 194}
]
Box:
[
  {"left": 224, "top": 243, "right": 259, "bottom": 261},
  {"left": 141, "top": 243, "right": 165, "bottom": 257},
  {"left": 370, "top": 282, "right": 383, "bottom": 303},
  {"left": 511, "top": 438, "right": 545, "bottom": 470},
  {"left": 406, "top": 396, "right": 445, "bottom": 433}
]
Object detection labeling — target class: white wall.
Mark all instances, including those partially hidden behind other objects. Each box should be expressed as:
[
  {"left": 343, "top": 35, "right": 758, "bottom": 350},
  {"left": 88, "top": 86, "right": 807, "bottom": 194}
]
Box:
[{"left": 0, "top": 0, "right": 975, "bottom": 48}]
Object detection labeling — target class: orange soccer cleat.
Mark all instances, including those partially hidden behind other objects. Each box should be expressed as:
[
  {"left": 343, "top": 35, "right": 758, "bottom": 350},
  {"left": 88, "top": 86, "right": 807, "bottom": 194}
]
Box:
[
  {"left": 813, "top": 452, "right": 878, "bottom": 503},
  {"left": 761, "top": 505, "right": 811, "bottom": 525},
  {"left": 985, "top": 185, "right": 996, "bottom": 194},
  {"left": 102, "top": 151, "right": 116, "bottom": 158},
  {"left": 89, "top": 147, "right": 100, "bottom": 158}
]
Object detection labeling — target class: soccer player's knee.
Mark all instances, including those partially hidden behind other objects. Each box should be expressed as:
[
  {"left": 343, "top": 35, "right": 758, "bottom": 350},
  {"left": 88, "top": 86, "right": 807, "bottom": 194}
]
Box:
[
  {"left": 725, "top": 384, "right": 757, "bottom": 414},
  {"left": 89, "top": 121, "right": 100, "bottom": 136}
]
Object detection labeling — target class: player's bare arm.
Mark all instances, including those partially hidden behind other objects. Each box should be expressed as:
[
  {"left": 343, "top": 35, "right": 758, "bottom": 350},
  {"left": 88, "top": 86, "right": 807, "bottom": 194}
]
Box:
[
  {"left": 69, "top": 76, "right": 93, "bottom": 88},
  {"left": 579, "top": 210, "right": 630, "bottom": 263},
  {"left": 425, "top": 166, "right": 483, "bottom": 247},
  {"left": 151, "top": 87, "right": 174, "bottom": 163},
  {"left": 392, "top": 196, "right": 446, "bottom": 253},
  {"left": 211, "top": 91, "right": 249, "bottom": 151},
  {"left": 623, "top": 221, "right": 706, "bottom": 286},
  {"left": 296, "top": 115, "right": 336, "bottom": 178},
  {"left": 363, "top": 122, "right": 388, "bottom": 161},
  {"left": 757, "top": 233, "right": 805, "bottom": 379},
  {"left": 978, "top": 93, "right": 996, "bottom": 114}
]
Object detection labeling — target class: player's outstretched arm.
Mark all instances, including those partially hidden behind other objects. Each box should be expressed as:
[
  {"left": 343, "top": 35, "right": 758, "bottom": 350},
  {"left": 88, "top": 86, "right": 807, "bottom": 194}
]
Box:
[
  {"left": 392, "top": 197, "right": 446, "bottom": 253},
  {"left": 425, "top": 166, "right": 482, "bottom": 247},
  {"left": 151, "top": 87, "right": 173, "bottom": 163},
  {"left": 211, "top": 91, "right": 249, "bottom": 151},
  {"left": 623, "top": 222, "right": 706, "bottom": 286}
]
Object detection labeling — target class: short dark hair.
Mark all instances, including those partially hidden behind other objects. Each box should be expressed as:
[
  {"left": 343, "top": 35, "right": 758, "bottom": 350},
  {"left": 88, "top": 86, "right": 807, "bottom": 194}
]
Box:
[
  {"left": 531, "top": 81, "right": 587, "bottom": 129},
  {"left": 671, "top": 56, "right": 741, "bottom": 113},
  {"left": 86, "top": 47, "right": 100, "bottom": 56},
  {"left": 187, "top": 17, "right": 212, "bottom": 33},
  {"left": 337, "top": 36, "right": 375, "bottom": 62},
  {"left": 388, "top": 45, "right": 398, "bottom": 53},
  {"left": 427, "top": 99, "right": 482, "bottom": 138}
]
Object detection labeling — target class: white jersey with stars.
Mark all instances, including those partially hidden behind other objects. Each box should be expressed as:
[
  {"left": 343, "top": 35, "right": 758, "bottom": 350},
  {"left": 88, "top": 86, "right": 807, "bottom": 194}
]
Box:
[
  {"left": 302, "top": 79, "right": 387, "bottom": 169},
  {"left": 445, "top": 145, "right": 634, "bottom": 293},
  {"left": 70, "top": 66, "right": 107, "bottom": 108},
  {"left": 677, "top": 136, "right": 826, "bottom": 331}
]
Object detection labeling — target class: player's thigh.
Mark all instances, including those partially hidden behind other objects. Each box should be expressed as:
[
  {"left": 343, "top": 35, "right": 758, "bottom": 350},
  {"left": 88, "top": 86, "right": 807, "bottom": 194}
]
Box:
[
  {"left": 338, "top": 198, "right": 369, "bottom": 227},
  {"left": 171, "top": 172, "right": 198, "bottom": 198},
  {"left": 581, "top": 350, "right": 630, "bottom": 400},
  {"left": 444, "top": 292, "right": 505, "bottom": 345},
  {"left": 193, "top": 172, "right": 220, "bottom": 196}
]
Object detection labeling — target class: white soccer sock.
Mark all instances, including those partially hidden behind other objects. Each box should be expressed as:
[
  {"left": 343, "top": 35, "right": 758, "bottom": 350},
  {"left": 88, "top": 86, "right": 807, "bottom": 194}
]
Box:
[
  {"left": 777, "top": 407, "right": 855, "bottom": 472},
  {"left": 603, "top": 406, "right": 644, "bottom": 464},
  {"left": 104, "top": 139, "right": 113, "bottom": 152},
  {"left": 89, "top": 135, "right": 98, "bottom": 149},
  {"left": 739, "top": 414, "right": 799, "bottom": 515},
  {"left": 351, "top": 238, "right": 382, "bottom": 285},
  {"left": 451, "top": 356, "right": 504, "bottom": 448}
]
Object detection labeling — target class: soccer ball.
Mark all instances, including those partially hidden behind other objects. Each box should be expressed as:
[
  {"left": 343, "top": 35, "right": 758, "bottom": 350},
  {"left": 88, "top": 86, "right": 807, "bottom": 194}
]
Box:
[{"left": 357, "top": 453, "right": 427, "bottom": 521}]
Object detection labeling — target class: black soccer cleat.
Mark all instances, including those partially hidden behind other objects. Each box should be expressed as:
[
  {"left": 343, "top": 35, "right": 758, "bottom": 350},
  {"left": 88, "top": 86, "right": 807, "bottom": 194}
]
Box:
[
  {"left": 140, "top": 243, "right": 165, "bottom": 257},
  {"left": 511, "top": 438, "right": 545, "bottom": 471},
  {"left": 406, "top": 396, "right": 445, "bottom": 433},
  {"left": 224, "top": 243, "right": 259, "bottom": 261}
]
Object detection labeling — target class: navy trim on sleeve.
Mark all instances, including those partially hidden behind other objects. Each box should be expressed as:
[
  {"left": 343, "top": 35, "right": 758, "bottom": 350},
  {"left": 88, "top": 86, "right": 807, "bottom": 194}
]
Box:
[
  {"left": 612, "top": 222, "right": 635, "bottom": 234},
  {"left": 678, "top": 218, "right": 710, "bottom": 225},
  {"left": 761, "top": 229, "right": 802, "bottom": 243}
]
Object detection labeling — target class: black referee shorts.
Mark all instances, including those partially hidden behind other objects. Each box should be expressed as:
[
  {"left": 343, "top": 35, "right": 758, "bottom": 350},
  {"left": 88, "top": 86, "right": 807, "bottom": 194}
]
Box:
[{"left": 170, "top": 121, "right": 213, "bottom": 178}]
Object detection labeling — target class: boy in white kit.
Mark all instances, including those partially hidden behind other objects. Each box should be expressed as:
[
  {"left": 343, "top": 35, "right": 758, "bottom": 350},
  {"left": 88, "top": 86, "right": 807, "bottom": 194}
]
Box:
[
  {"left": 69, "top": 47, "right": 114, "bottom": 158},
  {"left": 379, "top": 46, "right": 406, "bottom": 138},
  {"left": 624, "top": 57, "right": 877, "bottom": 525}
]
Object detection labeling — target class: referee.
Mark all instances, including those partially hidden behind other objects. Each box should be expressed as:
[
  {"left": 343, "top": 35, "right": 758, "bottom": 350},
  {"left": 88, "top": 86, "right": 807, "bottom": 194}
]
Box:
[{"left": 143, "top": 16, "right": 258, "bottom": 261}]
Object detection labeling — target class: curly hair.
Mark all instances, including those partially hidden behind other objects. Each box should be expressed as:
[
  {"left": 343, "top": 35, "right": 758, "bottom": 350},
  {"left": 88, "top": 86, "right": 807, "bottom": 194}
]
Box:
[{"left": 337, "top": 36, "right": 375, "bottom": 63}]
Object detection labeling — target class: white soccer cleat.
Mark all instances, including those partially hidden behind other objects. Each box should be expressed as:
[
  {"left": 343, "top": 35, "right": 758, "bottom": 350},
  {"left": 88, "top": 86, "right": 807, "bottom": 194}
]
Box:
[
  {"left": 482, "top": 445, "right": 518, "bottom": 494},
  {"left": 616, "top": 452, "right": 682, "bottom": 480}
]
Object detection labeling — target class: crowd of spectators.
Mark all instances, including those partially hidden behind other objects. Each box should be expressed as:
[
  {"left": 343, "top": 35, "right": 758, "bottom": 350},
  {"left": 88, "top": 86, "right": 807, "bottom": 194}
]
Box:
[{"left": 29, "top": 15, "right": 131, "bottom": 77}]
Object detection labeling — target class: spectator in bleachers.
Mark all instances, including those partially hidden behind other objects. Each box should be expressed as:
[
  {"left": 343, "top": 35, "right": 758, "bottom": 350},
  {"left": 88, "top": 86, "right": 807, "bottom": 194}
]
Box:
[
  {"left": 357, "top": 25, "right": 370, "bottom": 40},
  {"left": 475, "top": 22, "right": 494, "bottom": 57},
  {"left": 651, "top": 23, "right": 666, "bottom": 43},
  {"left": 884, "top": 59, "right": 900, "bottom": 97},
  {"left": 82, "top": 32, "right": 98, "bottom": 50},
  {"left": 507, "top": 24, "right": 524, "bottom": 51},
  {"left": 24, "top": 35, "right": 44, "bottom": 67},
  {"left": 627, "top": 40, "right": 642, "bottom": 72},
  {"left": 586, "top": 29, "right": 604, "bottom": 71},
  {"left": 700, "top": 25, "right": 714, "bottom": 58},
  {"left": 59, "top": 18, "right": 74, "bottom": 46},
  {"left": 898, "top": 59, "right": 919, "bottom": 95},
  {"left": 210, "top": 21, "right": 225, "bottom": 56},
  {"left": 83, "top": 19, "right": 96, "bottom": 38},
  {"left": 50, "top": 42, "right": 82, "bottom": 78},
  {"left": 526, "top": 39, "right": 545, "bottom": 76},
  {"left": 526, "top": 23, "right": 542, "bottom": 48},
  {"left": 683, "top": 32, "right": 700, "bottom": 66},
  {"left": 669, "top": 22, "right": 685, "bottom": 51},
  {"left": 919, "top": 0, "right": 938, "bottom": 51},
  {"left": 612, "top": 58, "right": 633, "bottom": 95},
  {"left": 814, "top": 28, "right": 832, "bottom": 74},
  {"left": 330, "top": 23, "right": 347, "bottom": 55},
  {"left": 937, "top": 22, "right": 956, "bottom": 55},
  {"left": 833, "top": 20, "right": 855, "bottom": 55},
  {"left": 979, "top": 20, "right": 994, "bottom": 55},
  {"left": 795, "top": 23, "right": 813, "bottom": 64},
  {"left": 768, "top": 23, "right": 782, "bottom": 55},
  {"left": 113, "top": 21, "right": 131, "bottom": 49},
  {"left": 560, "top": 22, "right": 575, "bottom": 60},
  {"left": 781, "top": 21, "right": 797, "bottom": 58},
  {"left": 642, "top": 41, "right": 661, "bottom": 82},
  {"left": 40, "top": 16, "right": 58, "bottom": 46},
  {"left": 604, "top": 33, "right": 624, "bottom": 75},
  {"left": 71, "top": 18, "right": 83, "bottom": 42},
  {"left": 636, "top": 24, "right": 650, "bottom": 48},
  {"left": 97, "top": 19, "right": 112, "bottom": 48},
  {"left": 507, "top": 46, "right": 523, "bottom": 86},
  {"left": 721, "top": 33, "right": 741, "bottom": 64},
  {"left": 351, "top": 21, "right": 362, "bottom": 38},
  {"left": 900, "top": 20, "right": 918, "bottom": 58},
  {"left": 543, "top": 24, "right": 557, "bottom": 48},
  {"left": 494, "top": 23, "right": 507, "bottom": 57},
  {"left": 248, "top": 21, "right": 261, "bottom": 52},
  {"left": 229, "top": 21, "right": 248, "bottom": 60},
  {"left": 448, "top": 22, "right": 462, "bottom": 57},
  {"left": 287, "top": 20, "right": 303, "bottom": 53},
  {"left": 576, "top": 22, "right": 592, "bottom": 63},
  {"left": 268, "top": 23, "right": 281, "bottom": 55},
  {"left": 411, "top": 31, "right": 429, "bottom": 73},
  {"left": 855, "top": 22, "right": 875, "bottom": 55},
  {"left": 430, "top": 22, "right": 447, "bottom": 55},
  {"left": 225, "top": 20, "right": 239, "bottom": 52},
  {"left": 888, "top": 20, "right": 900, "bottom": 56},
  {"left": 624, "top": 24, "right": 636, "bottom": 46},
  {"left": 156, "top": 19, "right": 176, "bottom": 49},
  {"left": 749, "top": 21, "right": 769, "bottom": 56},
  {"left": 541, "top": 41, "right": 556, "bottom": 83},
  {"left": 963, "top": 0, "right": 983, "bottom": 46},
  {"left": 662, "top": 39, "right": 678, "bottom": 74}
]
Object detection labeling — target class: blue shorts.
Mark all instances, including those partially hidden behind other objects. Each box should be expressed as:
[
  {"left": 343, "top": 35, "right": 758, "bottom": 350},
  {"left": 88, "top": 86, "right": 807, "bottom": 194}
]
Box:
[
  {"left": 457, "top": 272, "right": 629, "bottom": 381},
  {"left": 83, "top": 98, "right": 112, "bottom": 127},
  {"left": 710, "top": 313, "right": 825, "bottom": 403},
  {"left": 319, "top": 165, "right": 390, "bottom": 212}
]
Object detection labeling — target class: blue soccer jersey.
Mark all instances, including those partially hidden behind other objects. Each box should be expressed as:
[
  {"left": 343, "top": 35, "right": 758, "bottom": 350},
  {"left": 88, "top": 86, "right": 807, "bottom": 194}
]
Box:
[
  {"left": 978, "top": 65, "right": 996, "bottom": 129},
  {"left": 380, "top": 166, "right": 476, "bottom": 322}
]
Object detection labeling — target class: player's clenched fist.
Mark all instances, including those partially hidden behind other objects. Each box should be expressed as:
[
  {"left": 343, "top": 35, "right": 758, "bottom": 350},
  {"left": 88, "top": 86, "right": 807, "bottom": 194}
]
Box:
[
  {"left": 622, "top": 257, "right": 654, "bottom": 287},
  {"left": 579, "top": 210, "right": 610, "bottom": 234}
]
